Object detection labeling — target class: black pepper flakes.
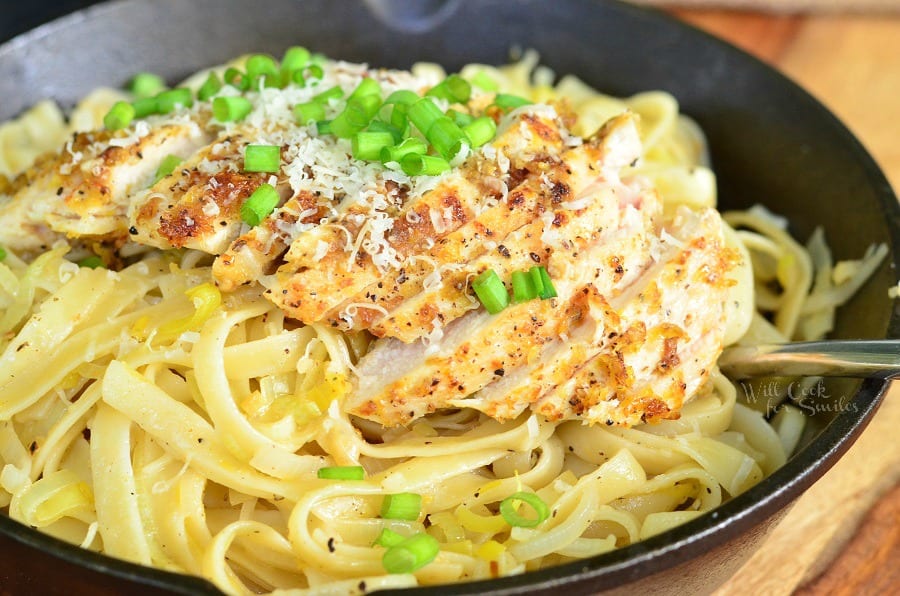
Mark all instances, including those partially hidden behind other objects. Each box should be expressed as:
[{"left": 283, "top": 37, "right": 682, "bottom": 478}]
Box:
[{"left": 327, "top": 537, "right": 336, "bottom": 553}]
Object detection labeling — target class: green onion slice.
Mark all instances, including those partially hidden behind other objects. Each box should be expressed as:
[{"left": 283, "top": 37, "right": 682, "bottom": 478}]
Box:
[
  {"left": 426, "top": 117, "right": 468, "bottom": 160},
  {"left": 499, "top": 491, "right": 550, "bottom": 528},
  {"left": 494, "top": 93, "right": 532, "bottom": 110},
  {"left": 281, "top": 46, "right": 311, "bottom": 74},
  {"left": 131, "top": 97, "right": 158, "bottom": 118},
  {"left": 313, "top": 85, "right": 344, "bottom": 104},
  {"left": 426, "top": 74, "right": 471, "bottom": 104},
  {"left": 529, "top": 266, "right": 545, "bottom": 298},
  {"left": 156, "top": 88, "right": 194, "bottom": 113},
  {"left": 383, "top": 90, "right": 420, "bottom": 106},
  {"left": 352, "top": 131, "right": 395, "bottom": 161},
  {"left": 381, "top": 137, "right": 427, "bottom": 166},
  {"left": 243, "top": 144, "right": 281, "bottom": 173},
  {"left": 316, "top": 120, "right": 332, "bottom": 135},
  {"left": 224, "top": 67, "right": 249, "bottom": 91},
  {"left": 382, "top": 533, "right": 440, "bottom": 574},
  {"left": 535, "top": 266, "right": 557, "bottom": 299},
  {"left": 348, "top": 77, "right": 382, "bottom": 102},
  {"left": 103, "top": 101, "right": 135, "bottom": 131},
  {"left": 245, "top": 54, "right": 279, "bottom": 80},
  {"left": 0, "top": 246, "right": 6, "bottom": 261},
  {"left": 373, "top": 528, "right": 406, "bottom": 548},
  {"left": 151, "top": 154, "right": 182, "bottom": 186},
  {"left": 293, "top": 101, "right": 326, "bottom": 125},
  {"left": 77, "top": 256, "right": 105, "bottom": 269},
  {"left": 511, "top": 270, "right": 537, "bottom": 303},
  {"left": 212, "top": 96, "right": 253, "bottom": 122},
  {"left": 330, "top": 95, "right": 382, "bottom": 138},
  {"left": 472, "top": 269, "right": 509, "bottom": 314},
  {"left": 470, "top": 70, "right": 499, "bottom": 91},
  {"left": 380, "top": 493, "right": 422, "bottom": 521},
  {"left": 463, "top": 116, "right": 497, "bottom": 148},
  {"left": 400, "top": 154, "right": 450, "bottom": 177},
  {"left": 129, "top": 72, "right": 166, "bottom": 99},
  {"left": 407, "top": 98, "right": 445, "bottom": 136},
  {"left": 317, "top": 465, "right": 365, "bottom": 481},
  {"left": 240, "top": 183, "right": 280, "bottom": 227},
  {"left": 197, "top": 72, "right": 223, "bottom": 101},
  {"left": 366, "top": 119, "right": 404, "bottom": 144},
  {"left": 446, "top": 108, "right": 474, "bottom": 128}
]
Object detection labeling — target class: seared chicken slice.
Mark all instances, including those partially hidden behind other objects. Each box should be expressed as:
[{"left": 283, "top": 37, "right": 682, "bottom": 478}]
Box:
[
  {"left": 251, "top": 107, "right": 571, "bottom": 327},
  {"left": 360, "top": 115, "right": 647, "bottom": 342},
  {"left": 463, "top": 208, "right": 736, "bottom": 426},
  {"left": 128, "top": 131, "right": 292, "bottom": 254},
  {"left": 348, "top": 206, "right": 736, "bottom": 427},
  {"left": 0, "top": 122, "right": 209, "bottom": 252}
]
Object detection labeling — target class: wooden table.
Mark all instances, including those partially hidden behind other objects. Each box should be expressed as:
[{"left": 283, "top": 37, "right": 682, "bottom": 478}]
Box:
[{"left": 670, "top": 8, "right": 900, "bottom": 594}]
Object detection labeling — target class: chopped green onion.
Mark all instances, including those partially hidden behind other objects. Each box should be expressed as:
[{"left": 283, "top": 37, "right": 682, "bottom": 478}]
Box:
[
  {"left": 426, "top": 117, "right": 467, "bottom": 160},
  {"left": 197, "top": 72, "right": 222, "bottom": 101},
  {"left": 151, "top": 154, "right": 182, "bottom": 186},
  {"left": 313, "top": 85, "right": 343, "bottom": 104},
  {"left": 472, "top": 269, "right": 509, "bottom": 314},
  {"left": 293, "top": 64, "right": 324, "bottom": 87},
  {"left": 224, "top": 67, "right": 249, "bottom": 91},
  {"left": 366, "top": 119, "right": 404, "bottom": 144},
  {"left": 156, "top": 88, "right": 193, "bottom": 113},
  {"left": 384, "top": 91, "right": 420, "bottom": 131},
  {"left": 243, "top": 144, "right": 281, "bottom": 173},
  {"left": 529, "top": 266, "right": 545, "bottom": 298},
  {"left": 212, "top": 96, "right": 253, "bottom": 122},
  {"left": 310, "top": 52, "right": 327, "bottom": 66},
  {"left": 348, "top": 77, "right": 382, "bottom": 102},
  {"left": 463, "top": 116, "right": 497, "bottom": 148},
  {"left": 316, "top": 120, "right": 332, "bottom": 135},
  {"left": 131, "top": 97, "right": 158, "bottom": 118},
  {"left": 77, "top": 256, "right": 104, "bottom": 269},
  {"left": 261, "top": 73, "right": 283, "bottom": 89},
  {"left": 381, "top": 137, "right": 428, "bottom": 166},
  {"left": 281, "top": 46, "right": 311, "bottom": 74},
  {"left": 407, "top": 98, "right": 444, "bottom": 136},
  {"left": 382, "top": 533, "right": 440, "bottom": 574},
  {"left": 535, "top": 266, "right": 556, "bottom": 299},
  {"left": 380, "top": 493, "right": 422, "bottom": 521},
  {"left": 446, "top": 108, "right": 474, "bottom": 127},
  {"left": 470, "top": 70, "right": 499, "bottom": 91},
  {"left": 317, "top": 465, "right": 365, "bottom": 481},
  {"left": 129, "top": 72, "right": 166, "bottom": 99},
  {"left": 245, "top": 54, "right": 279, "bottom": 79},
  {"left": 293, "top": 101, "right": 326, "bottom": 125},
  {"left": 400, "top": 154, "right": 451, "bottom": 177},
  {"left": 103, "top": 101, "right": 135, "bottom": 131},
  {"left": 330, "top": 95, "right": 382, "bottom": 138},
  {"left": 494, "top": 93, "right": 532, "bottom": 110},
  {"left": 373, "top": 528, "right": 406, "bottom": 548},
  {"left": 240, "top": 183, "right": 280, "bottom": 226},
  {"left": 0, "top": 246, "right": 7, "bottom": 261},
  {"left": 383, "top": 90, "right": 420, "bottom": 106},
  {"left": 499, "top": 491, "right": 550, "bottom": 528},
  {"left": 426, "top": 74, "right": 471, "bottom": 104},
  {"left": 511, "top": 270, "right": 537, "bottom": 303},
  {"left": 352, "top": 131, "right": 396, "bottom": 161}
]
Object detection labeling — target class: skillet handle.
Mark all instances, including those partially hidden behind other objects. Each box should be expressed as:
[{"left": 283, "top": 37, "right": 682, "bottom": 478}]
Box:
[{"left": 362, "top": 0, "right": 461, "bottom": 33}]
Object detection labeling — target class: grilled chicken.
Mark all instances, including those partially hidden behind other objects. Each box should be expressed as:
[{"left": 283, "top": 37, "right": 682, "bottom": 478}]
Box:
[
  {"left": 0, "top": 58, "right": 740, "bottom": 428},
  {"left": 0, "top": 122, "right": 210, "bottom": 253}
]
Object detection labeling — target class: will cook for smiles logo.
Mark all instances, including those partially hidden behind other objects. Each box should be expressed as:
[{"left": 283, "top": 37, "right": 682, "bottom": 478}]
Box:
[{"left": 739, "top": 379, "right": 860, "bottom": 416}]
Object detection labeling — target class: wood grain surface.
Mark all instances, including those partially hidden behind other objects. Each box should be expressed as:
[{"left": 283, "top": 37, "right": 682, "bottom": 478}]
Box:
[{"left": 671, "top": 8, "right": 900, "bottom": 595}]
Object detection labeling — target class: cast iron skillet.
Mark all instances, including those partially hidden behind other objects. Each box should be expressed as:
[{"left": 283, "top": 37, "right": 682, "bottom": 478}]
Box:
[{"left": 1, "top": 1, "right": 897, "bottom": 594}]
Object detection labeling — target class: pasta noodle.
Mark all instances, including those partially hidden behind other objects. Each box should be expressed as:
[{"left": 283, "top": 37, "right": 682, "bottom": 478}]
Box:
[{"left": 0, "top": 50, "right": 887, "bottom": 594}]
